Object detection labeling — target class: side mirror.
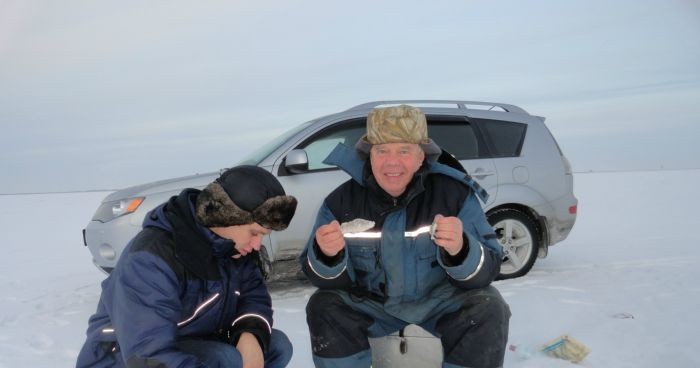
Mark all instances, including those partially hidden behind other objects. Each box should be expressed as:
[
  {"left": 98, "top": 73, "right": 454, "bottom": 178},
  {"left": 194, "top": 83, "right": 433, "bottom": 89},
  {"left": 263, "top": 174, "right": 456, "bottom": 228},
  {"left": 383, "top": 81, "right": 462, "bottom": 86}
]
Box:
[{"left": 284, "top": 149, "right": 309, "bottom": 174}]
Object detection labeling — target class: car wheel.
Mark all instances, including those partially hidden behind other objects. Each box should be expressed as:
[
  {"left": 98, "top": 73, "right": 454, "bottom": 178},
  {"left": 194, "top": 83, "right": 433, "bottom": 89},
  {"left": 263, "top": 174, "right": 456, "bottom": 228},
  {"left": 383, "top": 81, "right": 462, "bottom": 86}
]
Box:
[{"left": 488, "top": 208, "right": 540, "bottom": 280}]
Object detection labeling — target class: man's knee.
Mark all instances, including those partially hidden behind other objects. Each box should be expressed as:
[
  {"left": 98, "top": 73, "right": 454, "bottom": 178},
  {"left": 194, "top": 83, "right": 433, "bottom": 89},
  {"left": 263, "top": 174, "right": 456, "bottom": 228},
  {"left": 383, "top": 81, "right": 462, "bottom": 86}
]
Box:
[
  {"left": 449, "top": 286, "right": 510, "bottom": 326},
  {"left": 306, "top": 290, "right": 340, "bottom": 322},
  {"left": 306, "top": 291, "right": 374, "bottom": 358},
  {"left": 436, "top": 288, "right": 511, "bottom": 367}
]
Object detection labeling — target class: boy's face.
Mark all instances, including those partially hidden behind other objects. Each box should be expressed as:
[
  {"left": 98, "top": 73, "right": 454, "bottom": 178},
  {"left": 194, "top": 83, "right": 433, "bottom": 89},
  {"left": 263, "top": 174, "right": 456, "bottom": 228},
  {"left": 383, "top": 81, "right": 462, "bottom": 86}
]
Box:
[{"left": 211, "top": 223, "right": 271, "bottom": 257}]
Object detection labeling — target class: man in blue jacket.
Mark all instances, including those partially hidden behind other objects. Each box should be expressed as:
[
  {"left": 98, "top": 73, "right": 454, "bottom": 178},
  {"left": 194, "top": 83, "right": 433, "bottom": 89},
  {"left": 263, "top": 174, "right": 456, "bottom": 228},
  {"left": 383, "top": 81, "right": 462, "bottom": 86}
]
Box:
[
  {"left": 300, "top": 105, "right": 511, "bottom": 367},
  {"left": 78, "top": 165, "right": 297, "bottom": 368}
]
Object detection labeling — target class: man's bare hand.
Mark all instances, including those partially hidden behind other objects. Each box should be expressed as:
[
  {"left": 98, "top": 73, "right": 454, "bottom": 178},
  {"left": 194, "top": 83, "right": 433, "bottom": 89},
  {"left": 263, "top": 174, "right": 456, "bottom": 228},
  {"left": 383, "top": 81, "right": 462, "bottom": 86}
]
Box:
[
  {"left": 236, "top": 332, "right": 264, "bottom": 368},
  {"left": 315, "top": 220, "right": 346, "bottom": 257},
  {"left": 432, "top": 214, "right": 464, "bottom": 256}
]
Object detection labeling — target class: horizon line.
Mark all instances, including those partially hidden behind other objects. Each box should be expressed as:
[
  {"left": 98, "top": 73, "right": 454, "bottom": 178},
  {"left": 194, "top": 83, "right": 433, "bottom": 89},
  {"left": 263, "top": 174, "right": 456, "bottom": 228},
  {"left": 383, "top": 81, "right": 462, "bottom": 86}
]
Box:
[{"left": 2, "top": 167, "right": 699, "bottom": 196}]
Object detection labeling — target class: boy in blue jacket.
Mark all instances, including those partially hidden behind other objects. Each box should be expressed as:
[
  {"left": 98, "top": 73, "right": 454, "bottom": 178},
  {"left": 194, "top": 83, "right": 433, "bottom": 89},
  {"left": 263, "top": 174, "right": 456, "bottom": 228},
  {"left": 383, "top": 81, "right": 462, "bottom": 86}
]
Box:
[{"left": 78, "top": 165, "right": 297, "bottom": 368}]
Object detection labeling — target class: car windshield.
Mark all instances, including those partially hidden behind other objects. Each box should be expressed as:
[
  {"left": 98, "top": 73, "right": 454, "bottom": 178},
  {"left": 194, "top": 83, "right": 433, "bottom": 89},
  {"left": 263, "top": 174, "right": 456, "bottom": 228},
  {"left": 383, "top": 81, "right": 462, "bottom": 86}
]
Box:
[{"left": 237, "top": 119, "right": 316, "bottom": 166}]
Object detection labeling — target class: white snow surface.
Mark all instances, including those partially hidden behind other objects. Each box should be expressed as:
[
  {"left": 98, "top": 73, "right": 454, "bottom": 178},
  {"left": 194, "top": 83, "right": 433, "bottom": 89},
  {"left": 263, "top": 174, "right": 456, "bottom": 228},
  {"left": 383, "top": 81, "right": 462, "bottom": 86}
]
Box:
[{"left": 1, "top": 169, "right": 699, "bottom": 367}]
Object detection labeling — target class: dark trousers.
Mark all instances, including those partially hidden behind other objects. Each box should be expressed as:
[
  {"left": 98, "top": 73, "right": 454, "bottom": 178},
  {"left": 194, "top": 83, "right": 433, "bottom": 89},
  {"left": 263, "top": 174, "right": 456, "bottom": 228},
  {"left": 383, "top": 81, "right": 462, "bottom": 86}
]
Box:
[{"left": 306, "top": 286, "right": 510, "bottom": 368}]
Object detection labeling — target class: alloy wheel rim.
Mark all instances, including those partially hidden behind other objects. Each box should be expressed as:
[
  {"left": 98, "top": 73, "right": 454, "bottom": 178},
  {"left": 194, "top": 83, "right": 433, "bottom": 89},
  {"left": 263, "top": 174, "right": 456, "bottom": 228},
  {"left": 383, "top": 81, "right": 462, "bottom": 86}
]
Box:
[{"left": 494, "top": 218, "right": 533, "bottom": 275}]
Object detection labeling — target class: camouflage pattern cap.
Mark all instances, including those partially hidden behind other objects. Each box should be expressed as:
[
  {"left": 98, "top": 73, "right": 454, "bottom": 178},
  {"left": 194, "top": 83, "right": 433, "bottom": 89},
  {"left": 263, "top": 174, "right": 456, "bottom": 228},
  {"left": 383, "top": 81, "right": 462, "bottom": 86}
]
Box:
[{"left": 365, "top": 105, "right": 429, "bottom": 145}]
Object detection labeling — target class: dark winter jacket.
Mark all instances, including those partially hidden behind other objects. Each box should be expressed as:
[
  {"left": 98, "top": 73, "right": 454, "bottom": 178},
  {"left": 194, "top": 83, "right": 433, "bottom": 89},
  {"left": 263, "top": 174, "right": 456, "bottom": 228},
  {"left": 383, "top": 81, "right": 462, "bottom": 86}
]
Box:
[
  {"left": 300, "top": 143, "right": 503, "bottom": 323},
  {"left": 77, "top": 189, "right": 273, "bottom": 368}
]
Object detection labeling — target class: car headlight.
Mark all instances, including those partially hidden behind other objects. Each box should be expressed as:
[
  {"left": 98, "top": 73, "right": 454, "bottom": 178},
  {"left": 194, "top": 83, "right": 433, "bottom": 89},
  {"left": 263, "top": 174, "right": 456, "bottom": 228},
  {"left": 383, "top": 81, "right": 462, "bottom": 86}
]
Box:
[{"left": 91, "top": 197, "right": 145, "bottom": 223}]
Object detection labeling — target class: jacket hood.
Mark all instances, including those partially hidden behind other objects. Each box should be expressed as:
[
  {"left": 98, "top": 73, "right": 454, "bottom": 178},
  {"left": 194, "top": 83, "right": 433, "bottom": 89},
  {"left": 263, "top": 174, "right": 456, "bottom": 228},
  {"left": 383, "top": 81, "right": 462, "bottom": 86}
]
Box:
[
  {"left": 143, "top": 201, "right": 173, "bottom": 233},
  {"left": 144, "top": 189, "right": 242, "bottom": 279}
]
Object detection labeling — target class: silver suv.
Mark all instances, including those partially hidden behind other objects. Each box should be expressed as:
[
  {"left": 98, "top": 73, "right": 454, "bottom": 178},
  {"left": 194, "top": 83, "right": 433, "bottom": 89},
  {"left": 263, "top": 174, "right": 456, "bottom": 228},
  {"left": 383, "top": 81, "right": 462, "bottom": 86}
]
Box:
[{"left": 83, "top": 100, "right": 577, "bottom": 280}]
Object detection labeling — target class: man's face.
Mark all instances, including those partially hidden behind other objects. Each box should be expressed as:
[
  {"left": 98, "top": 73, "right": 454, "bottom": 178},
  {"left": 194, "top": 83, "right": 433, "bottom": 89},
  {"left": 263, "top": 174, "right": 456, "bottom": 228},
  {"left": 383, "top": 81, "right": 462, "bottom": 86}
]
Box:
[
  {"left": 370, "top": 142, "right": 424, "bottom": 198},
  {"left": 211, "top": 223, "right": 271, "bottom": 257}
]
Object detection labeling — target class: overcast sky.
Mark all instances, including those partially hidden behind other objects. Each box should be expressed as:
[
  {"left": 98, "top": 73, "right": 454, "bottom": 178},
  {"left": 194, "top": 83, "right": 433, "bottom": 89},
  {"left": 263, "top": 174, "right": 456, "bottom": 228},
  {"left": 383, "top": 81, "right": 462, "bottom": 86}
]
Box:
[{"left": 1, "top": 0, "right": 699, "bottom": 193}]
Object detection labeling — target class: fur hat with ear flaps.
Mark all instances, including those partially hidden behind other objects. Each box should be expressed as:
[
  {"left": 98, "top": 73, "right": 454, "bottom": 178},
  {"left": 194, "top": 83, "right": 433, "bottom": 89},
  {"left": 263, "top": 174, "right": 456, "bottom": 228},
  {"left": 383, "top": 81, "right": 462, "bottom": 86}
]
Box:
[{"left": 195, "top": 165, "right": 297, "bottom": 231}]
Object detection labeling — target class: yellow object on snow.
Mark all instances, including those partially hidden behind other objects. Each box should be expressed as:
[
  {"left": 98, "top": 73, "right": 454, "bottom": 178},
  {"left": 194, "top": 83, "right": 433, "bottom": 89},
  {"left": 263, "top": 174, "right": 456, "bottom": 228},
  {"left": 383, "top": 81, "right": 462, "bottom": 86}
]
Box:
[{"left": 541, "top": 335, "right": 591, "bottom": 363}]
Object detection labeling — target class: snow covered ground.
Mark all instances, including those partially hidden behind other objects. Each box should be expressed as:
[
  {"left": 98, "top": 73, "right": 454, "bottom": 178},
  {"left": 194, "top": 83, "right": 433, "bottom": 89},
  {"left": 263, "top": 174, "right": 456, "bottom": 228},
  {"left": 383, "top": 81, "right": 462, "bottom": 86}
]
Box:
[{"left": 1, "top": 169, "right": 699, "bottom": 367}]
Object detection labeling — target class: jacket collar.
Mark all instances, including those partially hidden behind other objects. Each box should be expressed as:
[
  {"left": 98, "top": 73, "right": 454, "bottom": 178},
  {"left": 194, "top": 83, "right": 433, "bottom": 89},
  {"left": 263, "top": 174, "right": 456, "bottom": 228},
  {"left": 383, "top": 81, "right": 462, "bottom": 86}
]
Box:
[{"left": 163, "top": 189, "right": 227, "bottom": 280}]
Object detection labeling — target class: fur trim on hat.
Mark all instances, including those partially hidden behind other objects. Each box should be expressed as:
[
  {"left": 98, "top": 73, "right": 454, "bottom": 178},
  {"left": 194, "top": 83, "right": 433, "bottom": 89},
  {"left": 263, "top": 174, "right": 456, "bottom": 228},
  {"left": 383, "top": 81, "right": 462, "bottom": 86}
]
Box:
[
  {"left": 252, "top": 195, "right": 298, "bottom": 231},
  {"left": 195, "top": 182, "right": 297, "bottom": 230}
]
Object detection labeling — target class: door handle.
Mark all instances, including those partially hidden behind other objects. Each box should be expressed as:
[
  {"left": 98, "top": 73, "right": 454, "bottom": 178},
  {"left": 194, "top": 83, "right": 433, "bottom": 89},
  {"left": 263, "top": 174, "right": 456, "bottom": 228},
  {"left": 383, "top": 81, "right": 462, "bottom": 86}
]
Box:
[{"left": 472, "top": 168, "right": 495, "bottom": 180}]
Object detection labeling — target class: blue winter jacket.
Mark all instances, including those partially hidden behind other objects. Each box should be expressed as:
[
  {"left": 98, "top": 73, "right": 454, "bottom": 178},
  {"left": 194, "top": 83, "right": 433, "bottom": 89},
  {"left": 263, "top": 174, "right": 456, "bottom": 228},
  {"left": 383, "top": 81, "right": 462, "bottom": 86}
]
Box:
[
  {"left": 77, "top": 189, "right": 273, "bottom": 368},
  {"left": 300, "top": 143, "right": 503, "bottom": 323}
]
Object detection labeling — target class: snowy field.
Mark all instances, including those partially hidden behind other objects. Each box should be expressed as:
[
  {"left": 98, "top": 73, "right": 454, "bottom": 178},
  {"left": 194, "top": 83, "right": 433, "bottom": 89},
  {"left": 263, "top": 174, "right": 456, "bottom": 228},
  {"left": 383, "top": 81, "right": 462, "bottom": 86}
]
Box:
[{"left": 1, "top": 169, "right": 699, "bottom": 367}]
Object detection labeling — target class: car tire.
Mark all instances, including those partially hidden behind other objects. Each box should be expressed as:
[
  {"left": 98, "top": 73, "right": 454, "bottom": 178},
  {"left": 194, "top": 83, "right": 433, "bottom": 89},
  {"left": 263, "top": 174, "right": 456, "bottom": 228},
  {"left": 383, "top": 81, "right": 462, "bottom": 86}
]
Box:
[{"left": 488, "top": 208, "right": 540, "bottom": 280}]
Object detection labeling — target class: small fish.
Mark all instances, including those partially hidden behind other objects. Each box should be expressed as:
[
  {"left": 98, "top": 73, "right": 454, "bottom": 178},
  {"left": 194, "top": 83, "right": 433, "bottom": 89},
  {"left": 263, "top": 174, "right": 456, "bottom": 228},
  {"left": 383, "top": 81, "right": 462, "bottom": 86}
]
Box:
[
  {"left": 429, "top": 219, "right": 438, "bottom": 240},
  {"left": 340, "top": 218, "right": 375, "bottom": 234}
]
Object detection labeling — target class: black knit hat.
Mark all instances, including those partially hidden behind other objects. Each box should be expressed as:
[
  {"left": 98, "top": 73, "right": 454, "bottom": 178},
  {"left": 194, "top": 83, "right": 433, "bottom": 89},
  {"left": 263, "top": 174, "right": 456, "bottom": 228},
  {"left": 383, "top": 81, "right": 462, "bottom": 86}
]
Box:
[{"left": 195, "top": 165, "right": 297, "bottom": 230}]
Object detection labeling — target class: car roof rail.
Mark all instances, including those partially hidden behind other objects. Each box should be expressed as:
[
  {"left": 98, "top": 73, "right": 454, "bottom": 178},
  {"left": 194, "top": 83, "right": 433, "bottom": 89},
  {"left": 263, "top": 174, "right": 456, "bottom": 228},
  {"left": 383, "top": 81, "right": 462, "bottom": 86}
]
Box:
[{"left": 346, "top": 100, "right": 529, "bottom": 115}]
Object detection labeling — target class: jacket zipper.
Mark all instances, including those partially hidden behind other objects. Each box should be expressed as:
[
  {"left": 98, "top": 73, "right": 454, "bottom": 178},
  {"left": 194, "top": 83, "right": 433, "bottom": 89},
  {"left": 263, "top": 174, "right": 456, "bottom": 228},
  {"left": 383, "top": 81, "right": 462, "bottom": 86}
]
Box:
[
  {"left": 379, "top": 197, "right": 399, "bottom": 217},
  {"left": 216, "top": 261, "right": 231, "bottom": 338}
]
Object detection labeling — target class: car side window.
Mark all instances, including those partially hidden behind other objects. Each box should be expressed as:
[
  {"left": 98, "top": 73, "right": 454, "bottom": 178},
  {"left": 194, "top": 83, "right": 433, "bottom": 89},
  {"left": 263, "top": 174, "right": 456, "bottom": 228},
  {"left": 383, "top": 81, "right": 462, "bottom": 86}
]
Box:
[
  {"left": 475, "top": 118, "right": 527, "bottom": 157},
  {"left": 300, "top": 119, "right": 366, "bottom": 171},
  {"left": 427, "top": 118, "right": 482, "bottom": 159}
]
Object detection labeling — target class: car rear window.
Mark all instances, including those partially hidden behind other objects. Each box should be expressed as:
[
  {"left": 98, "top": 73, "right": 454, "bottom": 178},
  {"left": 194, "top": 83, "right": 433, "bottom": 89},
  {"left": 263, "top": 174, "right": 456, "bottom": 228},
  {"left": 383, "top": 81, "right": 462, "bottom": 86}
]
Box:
[
  {"left": 476, "top": 118, "right": 527, "bottom": 157},
  {"left": 427, "top": 116, "right": 527, "bottom": 159}
]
